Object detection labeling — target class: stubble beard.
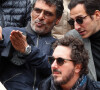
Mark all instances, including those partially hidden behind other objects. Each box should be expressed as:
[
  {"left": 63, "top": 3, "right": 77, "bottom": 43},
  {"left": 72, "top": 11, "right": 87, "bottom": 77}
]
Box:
[
  {"left": 53, "top": 69, "right": 75, "bottom": 85},
  {"left": 31, "top": 18, "right": 56, "bottom": 35}
]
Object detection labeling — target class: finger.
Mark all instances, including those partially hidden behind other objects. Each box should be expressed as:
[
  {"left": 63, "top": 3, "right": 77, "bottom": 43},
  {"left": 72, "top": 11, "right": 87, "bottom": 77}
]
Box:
[{"left": 0, "top": 26, "right": 2, "bottom": 40}]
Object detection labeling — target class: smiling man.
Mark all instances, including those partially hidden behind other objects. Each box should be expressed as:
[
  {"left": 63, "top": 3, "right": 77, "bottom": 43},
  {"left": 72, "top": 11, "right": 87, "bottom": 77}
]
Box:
[
  {"left": 66, "top": 0, "right": 100, "bottom": 81},
  {"left": 38, "top": 36, "right": 100, "bottom": 90}
]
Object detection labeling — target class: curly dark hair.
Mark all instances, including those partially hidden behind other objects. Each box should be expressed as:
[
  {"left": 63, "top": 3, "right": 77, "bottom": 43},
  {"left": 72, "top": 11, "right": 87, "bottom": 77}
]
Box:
[
  {"left": 53, "top": 35, "right": 89, "bottom": 76},
  {"left": 32, "top": 0, "right": 64, "bottom": 19}
]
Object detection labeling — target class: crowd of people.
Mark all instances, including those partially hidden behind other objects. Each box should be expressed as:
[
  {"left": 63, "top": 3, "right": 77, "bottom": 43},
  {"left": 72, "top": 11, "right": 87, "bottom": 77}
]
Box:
[{"left": 0, "top": 0, "right": 100, "bottom": 90}]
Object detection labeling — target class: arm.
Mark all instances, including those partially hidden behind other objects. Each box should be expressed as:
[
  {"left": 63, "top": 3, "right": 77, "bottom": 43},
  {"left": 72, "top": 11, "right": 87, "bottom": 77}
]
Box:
[{"left": 10, "top": 30, "right": 51, "bottom": 75}]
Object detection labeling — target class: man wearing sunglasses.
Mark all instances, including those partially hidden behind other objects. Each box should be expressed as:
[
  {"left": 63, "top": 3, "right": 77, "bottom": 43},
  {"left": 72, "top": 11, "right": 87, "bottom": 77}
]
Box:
[
  {"left": 66, "top": 0, "right": 100, "bottom": 81},
  {"left": 38, "top": 36, "right": 100, "bottom": 90}
]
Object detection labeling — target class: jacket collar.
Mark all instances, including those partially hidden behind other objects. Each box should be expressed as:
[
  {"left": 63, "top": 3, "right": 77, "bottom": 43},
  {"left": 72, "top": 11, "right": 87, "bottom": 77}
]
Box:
[
  {"left": 50, "top": 75, "right": 87, "bottom": 90},
  {"left": 25, "top": 22, "right": 52, "bottom": 37}
]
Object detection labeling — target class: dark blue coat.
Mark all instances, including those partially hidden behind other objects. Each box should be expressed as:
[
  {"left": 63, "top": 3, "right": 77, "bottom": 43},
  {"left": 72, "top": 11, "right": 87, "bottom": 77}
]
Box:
[{"left": 0, "top": 24, "right": 56, "bottom": 90}]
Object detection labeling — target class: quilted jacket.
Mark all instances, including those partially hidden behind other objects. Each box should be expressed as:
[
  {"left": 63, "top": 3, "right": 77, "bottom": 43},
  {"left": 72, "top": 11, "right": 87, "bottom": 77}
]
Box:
[{"left": 0, "top": 0, "right": 31, "bottom": 27}]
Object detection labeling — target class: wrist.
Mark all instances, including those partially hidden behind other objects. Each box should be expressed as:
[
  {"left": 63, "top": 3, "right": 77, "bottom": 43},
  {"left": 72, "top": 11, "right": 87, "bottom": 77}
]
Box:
[{"left": 24, "top": 45, "right": 31, "bottom": 55}]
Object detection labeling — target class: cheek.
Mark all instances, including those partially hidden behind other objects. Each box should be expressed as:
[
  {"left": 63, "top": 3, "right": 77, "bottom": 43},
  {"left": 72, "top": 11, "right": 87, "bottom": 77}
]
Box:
[
  {"left": 62, "top": 64, "right": 74, "bottom": 75},
  {"left": 31, "top": 13, "right": 38, "bottom": 20}
]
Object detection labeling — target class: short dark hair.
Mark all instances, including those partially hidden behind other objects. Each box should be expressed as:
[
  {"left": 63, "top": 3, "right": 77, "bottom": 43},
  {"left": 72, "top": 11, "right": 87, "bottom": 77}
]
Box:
[
  {"left": 53, "top": 35, "right": 89, "bottom": 76},
  {"left": 32, "top": 0, "right": 64, "bottom": 18},
  {"left": 68, "top": 0, "right": 100, "bottom": 16}
]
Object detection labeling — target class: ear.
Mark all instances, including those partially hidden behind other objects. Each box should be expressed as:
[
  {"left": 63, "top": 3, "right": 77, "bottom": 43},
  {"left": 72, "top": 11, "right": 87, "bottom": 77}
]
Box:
[
  {"left": 55, "top": 16, "right": 62, "bottom": 25},
  {"left": 75, "top": 64, "right": 82, "bottom": 74},
  {"left": 94, "top": 10, "right": 100, "bottom": 20}
]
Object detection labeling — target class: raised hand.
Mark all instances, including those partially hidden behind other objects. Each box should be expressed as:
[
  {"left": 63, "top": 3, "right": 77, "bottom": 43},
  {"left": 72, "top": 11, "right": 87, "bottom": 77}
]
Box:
[
  {"left": 0, "top": 26, "right": 2, "bottom": 40},
  {"left": 10, "top": 30, "right": 28, "bottom": 53}
]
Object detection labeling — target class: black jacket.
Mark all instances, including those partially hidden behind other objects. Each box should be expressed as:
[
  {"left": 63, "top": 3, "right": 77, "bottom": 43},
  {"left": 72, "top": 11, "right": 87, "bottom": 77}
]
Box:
[
  {"left": 0, "top": 0, "right": 31, "bottom": 27},
  {"left": 38, "top": 76, "right": 100, "bottom": 90}
]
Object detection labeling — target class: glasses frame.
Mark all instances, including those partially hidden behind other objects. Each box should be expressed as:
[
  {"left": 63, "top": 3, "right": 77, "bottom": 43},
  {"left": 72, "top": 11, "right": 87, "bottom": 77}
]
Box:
[
  {"left": 32, "top": 8, "right": 54, "bottom": 19},
  {"left": 68, "top": 15, "right": 88, "bottom": 26},
  {"left": 48, "top": 56, "right": 74, "bottom": 66}
]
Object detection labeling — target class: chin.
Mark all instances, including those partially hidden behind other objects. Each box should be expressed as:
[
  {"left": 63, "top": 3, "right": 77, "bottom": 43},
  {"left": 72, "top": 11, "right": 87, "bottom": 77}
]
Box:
[{"left": 82, "top": 35, "right": 90, "bottom": 38}]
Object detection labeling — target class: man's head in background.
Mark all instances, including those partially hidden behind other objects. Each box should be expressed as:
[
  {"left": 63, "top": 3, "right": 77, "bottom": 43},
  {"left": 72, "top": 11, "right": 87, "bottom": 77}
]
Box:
[{"left": 68, "top": 0, "right": 100, "bottom": 38}]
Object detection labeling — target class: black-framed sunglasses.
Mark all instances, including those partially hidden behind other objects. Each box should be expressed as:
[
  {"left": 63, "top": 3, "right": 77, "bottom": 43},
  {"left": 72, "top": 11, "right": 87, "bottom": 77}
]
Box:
[
  {"left": 68, "top": 15, "right": 88, "bottom": 26},
  {"left": 48, "top": 56, "right": 74, "bottom": 66}
]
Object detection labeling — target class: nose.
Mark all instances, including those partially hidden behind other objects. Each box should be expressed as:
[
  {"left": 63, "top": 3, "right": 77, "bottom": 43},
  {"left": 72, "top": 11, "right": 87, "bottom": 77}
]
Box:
[
  {"left": 74, "top": 21, "right": 81, "bottom": 31},
  {"left": 51, "top": 60, "right": 58, "bottom": 69},
  {"left": 38, "top": 11, "right": 45, "bottom": 20}
]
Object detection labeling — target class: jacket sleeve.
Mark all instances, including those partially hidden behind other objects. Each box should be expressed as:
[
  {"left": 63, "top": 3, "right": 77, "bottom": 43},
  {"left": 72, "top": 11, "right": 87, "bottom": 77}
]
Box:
[
  {"left": 0, "top": 39, "right": 5, "bottom": 55},
  {"left": 23, "top": 45, "right": 51, "bottom": 75}
]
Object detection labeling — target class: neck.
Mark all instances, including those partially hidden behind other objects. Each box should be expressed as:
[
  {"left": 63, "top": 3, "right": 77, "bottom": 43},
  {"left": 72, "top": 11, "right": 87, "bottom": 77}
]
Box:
[{"left": 61, "top": 75, "right": 79, "bottom": 90}]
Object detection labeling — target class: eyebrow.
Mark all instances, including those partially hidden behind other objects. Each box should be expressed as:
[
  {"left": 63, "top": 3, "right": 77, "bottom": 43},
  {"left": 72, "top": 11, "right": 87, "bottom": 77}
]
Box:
[{"left": 34, "top": 7, "right": 54, "bottom": 14}]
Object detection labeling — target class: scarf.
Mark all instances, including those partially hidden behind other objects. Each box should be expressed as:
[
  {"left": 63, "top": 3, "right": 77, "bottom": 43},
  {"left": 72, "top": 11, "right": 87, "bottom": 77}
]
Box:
[{"left": 50, "top": 75, "right": 87, "bottom": 90}]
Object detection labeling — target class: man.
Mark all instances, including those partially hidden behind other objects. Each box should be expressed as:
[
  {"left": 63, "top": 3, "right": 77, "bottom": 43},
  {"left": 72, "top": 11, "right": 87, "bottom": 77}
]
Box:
[
  {"left": 0, "top": 0, "right": 64, "bottom": 89},
  {"left": 38, "top": 36, "right": 100, "bottom": 90},
  {"left": 66, "top": 0, "right": 100, "bottom": 81}
]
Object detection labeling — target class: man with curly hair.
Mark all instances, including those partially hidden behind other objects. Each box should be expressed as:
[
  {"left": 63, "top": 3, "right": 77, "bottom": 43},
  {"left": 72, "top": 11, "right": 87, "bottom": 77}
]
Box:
[{"left": 38, "top": 36, "right": 100, "bottom": 90}]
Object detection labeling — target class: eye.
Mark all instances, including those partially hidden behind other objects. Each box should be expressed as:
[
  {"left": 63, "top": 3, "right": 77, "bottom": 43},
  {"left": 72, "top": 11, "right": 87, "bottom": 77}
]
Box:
[
  {"left": 34, "top": 8, "right": 42, "bottom": 13},
  {"left": 44, "top": 11, "right": 53, "bottom": 16}
]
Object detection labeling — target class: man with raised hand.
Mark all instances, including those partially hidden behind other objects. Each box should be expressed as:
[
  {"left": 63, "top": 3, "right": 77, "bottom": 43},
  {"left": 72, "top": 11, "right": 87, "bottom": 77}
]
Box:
[{"left": 0, "top": 0, "right": 64, "bottom": 89}]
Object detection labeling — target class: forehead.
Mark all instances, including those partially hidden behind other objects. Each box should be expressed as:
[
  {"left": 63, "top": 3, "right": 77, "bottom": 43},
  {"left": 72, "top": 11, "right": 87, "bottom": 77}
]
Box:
[
  {"left": 53, "top": 45, "right": 71, "bottom": 59},
  {"left": 70, "top": 4, "right": 87, "bottom": 18},
  {"left": 34, "top": 0, "right": 56, "bottom": 13}
]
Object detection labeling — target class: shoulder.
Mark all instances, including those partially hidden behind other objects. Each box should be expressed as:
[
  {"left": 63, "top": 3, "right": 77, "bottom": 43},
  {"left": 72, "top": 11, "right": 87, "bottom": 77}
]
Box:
[
  {"left": 2, "top": 27, "right": 26, "bottom": 34},
  {"left": 86, "top": 76, "right": 100, "bottom": 90},
  {"left": 66, "top": 29, "right": 80, "bottom": 37},
  {"left": 2, "top": 27, "right": 26, "bottom": 40},
  {"left": 65, "top": 29, "right": 83, "bottom": 40}
]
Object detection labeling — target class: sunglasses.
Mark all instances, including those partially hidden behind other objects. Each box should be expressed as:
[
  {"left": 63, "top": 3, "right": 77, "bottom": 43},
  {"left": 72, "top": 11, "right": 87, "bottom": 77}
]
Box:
[
  {"left": 68, "top": 15, "right": 88, "bottom": 26},
  {"left": 48, "top": 56, "right": 74, "bottom": 66}
]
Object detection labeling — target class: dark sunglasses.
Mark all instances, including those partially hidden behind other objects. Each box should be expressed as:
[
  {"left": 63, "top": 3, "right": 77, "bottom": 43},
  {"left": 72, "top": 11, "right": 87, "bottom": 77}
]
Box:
[
  {"left": 48, "top": 56, "right": 73, "bottom": 66},
  {"left": 68, "top": 15, "right": 88, "bottom": 26}
]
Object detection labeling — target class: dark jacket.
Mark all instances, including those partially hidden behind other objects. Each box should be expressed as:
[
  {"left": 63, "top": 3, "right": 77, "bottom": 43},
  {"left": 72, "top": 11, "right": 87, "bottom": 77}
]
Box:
[
  {"left": 38, "top": 76, "right": 100, "bottom": 90},
  {"left": 0, "top": 23, "right": 56, "bottom": 90},
  {"left": 0, "top": 0, "right": 31, "bottom": 27}
]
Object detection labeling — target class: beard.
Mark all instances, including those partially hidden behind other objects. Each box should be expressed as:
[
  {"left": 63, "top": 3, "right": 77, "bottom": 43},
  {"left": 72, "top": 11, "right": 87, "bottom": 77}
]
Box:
[
  {"left": 31, "top": 18, "right": 56, "bottom": 35},
  {"left": 53, "top": 68, "right": 75, "bottom": 85}
]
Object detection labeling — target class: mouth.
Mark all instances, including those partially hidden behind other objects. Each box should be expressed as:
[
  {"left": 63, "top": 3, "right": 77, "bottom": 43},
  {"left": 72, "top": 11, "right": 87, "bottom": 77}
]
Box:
[
  {"left": 78, "top": 30, "right": 86, "bottom": 35},
  {"left": 35, "top": 22, "right": 44, "bottom": 27},
  {"left": 53, "top": 71, "right": 61, "bottom": 75}
]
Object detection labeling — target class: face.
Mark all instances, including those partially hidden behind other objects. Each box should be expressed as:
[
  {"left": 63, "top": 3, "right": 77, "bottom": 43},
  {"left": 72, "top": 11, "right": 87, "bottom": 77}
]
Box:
[
  {"left": 70, "top": 4, "right": 99, "bottom": 38},
  {"left": 31, "top": 0, "right": 60, "bottom": 35},
  {"left": 51, "top": 45, "right": 75, "bottom": 85}
]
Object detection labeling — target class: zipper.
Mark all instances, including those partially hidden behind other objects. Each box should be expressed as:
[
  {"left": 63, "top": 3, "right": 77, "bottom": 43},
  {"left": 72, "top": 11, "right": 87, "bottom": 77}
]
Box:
[
  {"left": 33, "top": 35, "right": 39, "bottom": 90},
  {"left": 3, "top": 73, "right": 22, "bottom": 84}
]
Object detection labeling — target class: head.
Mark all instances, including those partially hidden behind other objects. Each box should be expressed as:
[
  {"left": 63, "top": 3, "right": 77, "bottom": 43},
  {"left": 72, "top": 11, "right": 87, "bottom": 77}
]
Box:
[
  {"left": 68, "top": 0, "right": 100, "bottom": 38},
  {"left": 49, "top": 36, "right": 89, "bottom": 86},
  {"left": 30, "top": 0, "right": 64, "bottom": 35}
]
